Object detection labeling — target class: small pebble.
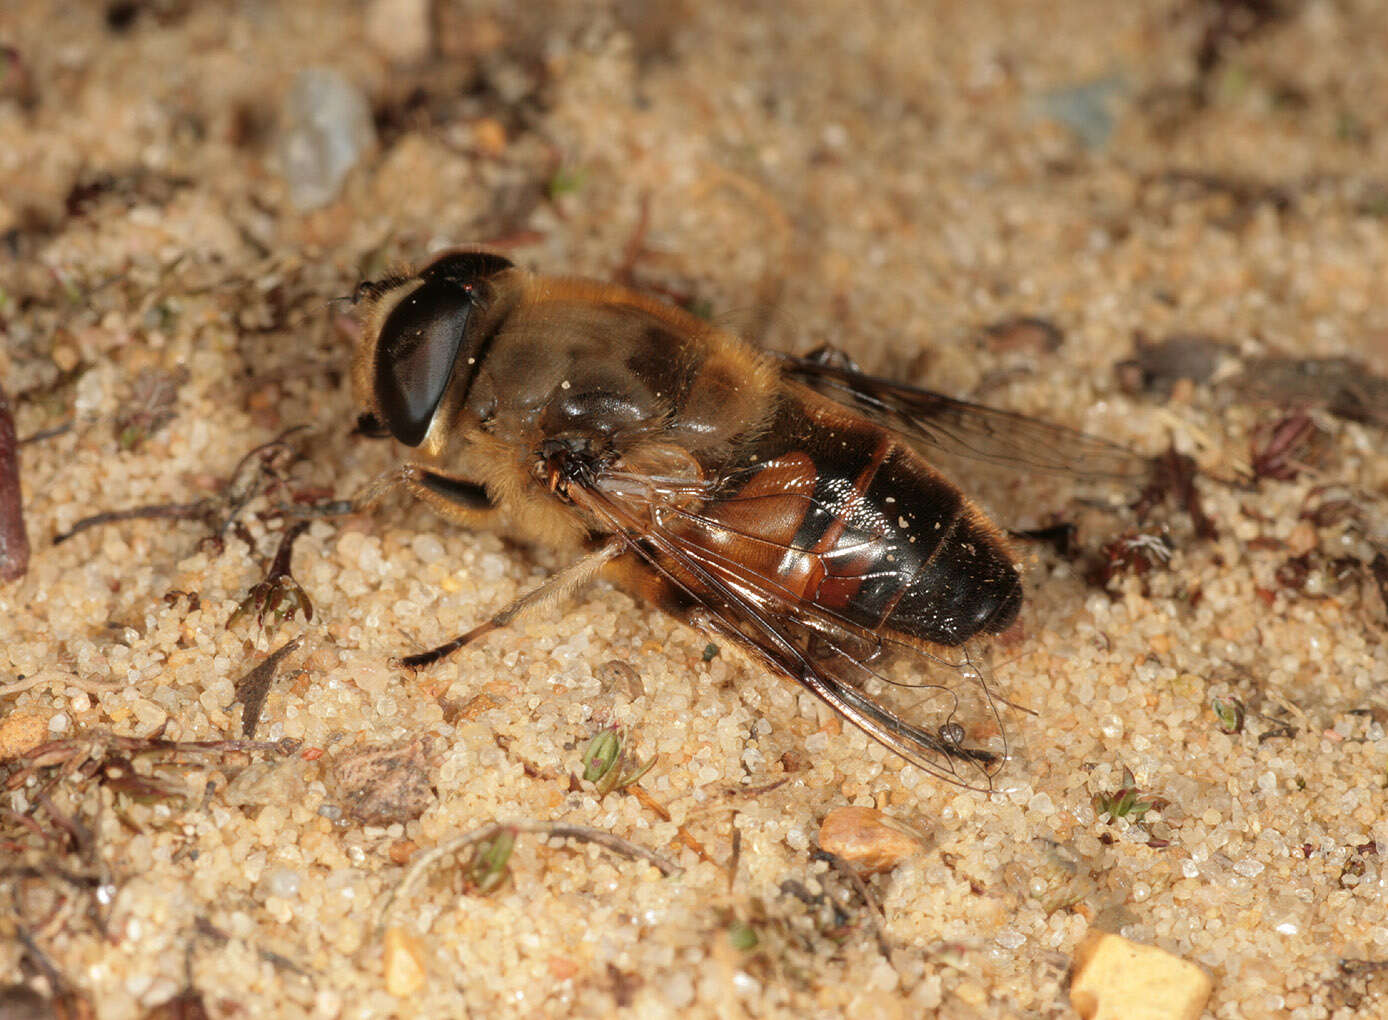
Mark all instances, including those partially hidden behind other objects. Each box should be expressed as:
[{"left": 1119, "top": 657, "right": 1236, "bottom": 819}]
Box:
[
  {"left": 365, "top": 0, "right": 432, "bottom": 64},
  {"left": 333, "top": 740, "right": 434, "bottom": 825},
  {"left": 1070, "top": 931, "right": 1212, "bottom": 1020},
  {"left": 278, "top": 68, "right": 376, "bottom": 211},
  {"left": 817, "top": 806, "right": 926, "bottom": 875},
  {"left": 383, "top": 926, "right": 427, "bottom": 997},
  {"left": 0, "top": 709, "right": 48, "bottom": 758}
]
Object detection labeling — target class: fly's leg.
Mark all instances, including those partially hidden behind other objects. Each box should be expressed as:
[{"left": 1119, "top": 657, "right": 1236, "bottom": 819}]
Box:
[
  {"left": 800, "top": 343, "right": 861, "bottom": 372},
  {"left": 279, "top": 466, "right": 415, "bottom": 520},
  {"left": 401, "top": 537, "right": 627, "bottom": 668}
]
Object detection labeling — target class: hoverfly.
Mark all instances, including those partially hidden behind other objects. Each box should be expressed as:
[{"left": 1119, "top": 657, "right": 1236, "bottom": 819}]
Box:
[{"left": 347, "top": 250, "right": 1145, "bottom": 787}]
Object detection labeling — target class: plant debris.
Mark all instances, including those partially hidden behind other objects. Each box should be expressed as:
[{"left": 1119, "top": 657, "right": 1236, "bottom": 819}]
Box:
[
  {"left": 1134, "top": 445, "right": 1217, "bottom": 540},
  {"left": 1086, "top": 529, "right": 1175, "bottom": 590},
  {"left": 193, "top": 916, "right": 311, "bottom": 978},
  {"left": 3, "top": 734, "right": 304, "bottom": 840},
  {"left": 810, "top": 848, "right": 892, "bottom": 957},
  {"left": 332, "top": 740, "right": 434, "bottom": 826},
  {"left": 231, "top": 521, "right": 314, "bottom": 629},
  {"left": 53, "top": 428, "right": 309, "bottom": 547},
  {"left": 462, "top": 826, "right": 517, "bottom": 895},
  {"left": 1273, "top": 551, "right": 1363, "bottom": 598},
  {"left": 141, "top": 988, "right": 210, "bottom": 1020},
  {"left": 1371, "top": 552, "right": 1388, "bottom": 617},
  {"left": 1115, "top": 333, "right": 1233, "bottom": 398},
  {"left": 0, "top": 380, "right": 30, "bottom": 582},
  {"left": 51, "top": 498, "right": 219, "bottom": 546},
  {"left": 1092, "top": 767, "right": 1165, "bottom": 824},
  {"left": 1230, "top": 356, "right": 1388, "bottom": 428},
  {"left": 982, "top": 316, "right": 1064, "bottom": 355},
  {"left": 113, "top": 366, "right": 188, "bottom": 452},
  {"left": 1209, "top": 695, "right": 1246, "bottom": 734},
  {"left": 379, "top": 820, "right": 681, "bottom": 934},
  {"left": 231, "top": 638, "right": 302, "bottom": 739},
  {"left": 1250, "top": 411, "right": 1329, "bottom": 481}
]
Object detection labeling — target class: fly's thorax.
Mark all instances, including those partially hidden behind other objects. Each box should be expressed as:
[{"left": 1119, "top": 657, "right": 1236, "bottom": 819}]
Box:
[{"left": 454, "top": 277, "right": 779, "bottom": 467}]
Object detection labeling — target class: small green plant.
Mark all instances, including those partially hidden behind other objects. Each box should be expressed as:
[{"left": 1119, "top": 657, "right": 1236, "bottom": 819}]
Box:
[
  {"left": 1210, "top": 695, "right": 1245, "bottom": 734},
  {"left": 727, "top": 919, "right": 759, "bottom": 952},
  {"left": 547, "top": 166, "right": 587, "bottom": 200},
  {"left": 463, "top": 827, "right": 517, "bottom": 895},
  {"left": 580, "top": 727, "right": 655, "bottom": 796},
  {"left": 1092, "top": 766, "right": 1157, "bottom": 822}
]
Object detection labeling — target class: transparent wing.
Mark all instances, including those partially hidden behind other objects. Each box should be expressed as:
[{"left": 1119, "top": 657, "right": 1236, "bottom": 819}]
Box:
[
  {"left": 775, "top": 352, "right": 1149, "bottom": 481},
  {"left": 571, "top": 472, "right": 1007, "bottom": 789}
]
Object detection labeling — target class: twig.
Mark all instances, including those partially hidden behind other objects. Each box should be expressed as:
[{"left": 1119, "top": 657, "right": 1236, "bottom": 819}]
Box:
[
  {"left": 727, "top": 778, "right": 790, "bottom": 798},
  {"left": 812, "top": 849, "right": 892, "bottom": 959},
  {"left": 51, "top": 425, "right": 312, "bottom": 546},
  {"left": 18, "top": 421, "right": 73, "bottom": 445},
  {"left": 0, "top": 380, "right": 30, "bottom": 581},
  {"left": 0, "top": 673, "right": 125, "bottom": 697},
  {"left": 629, "top": 784, "right": 716, "bottom": 864},
  {"left": 194, "top": 916, "right": 312, "bottom": 979},
  {"left": 379, "top": 819, "right": 681, "bottom": 934},
  {"left": 536, "top": 823, "right": 681, "bottom": 877},
  {"left": 53, "top": 499, "right": 215, "bottom": 545},
  {"left": 34, "top": 792, "right": 94, "bottom": 857}
]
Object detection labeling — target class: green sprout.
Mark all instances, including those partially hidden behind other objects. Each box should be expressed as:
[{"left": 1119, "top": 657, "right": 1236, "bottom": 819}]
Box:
[
  {"left": 1092, "top": 766, "right": 1156, "bottom": 822},
  {"left": 727, "top": 919, "right": 759, "bottom": 952},
  {"left": 547, "top": 166, "right": 587, "bottom": 200},
  {"left": 580, "top": 727, "right": 656, "bottom": 797},
  {"left": 1210, "top": 695, "right": 1245, "bottom": 735},
  {"left": 463, "top": 827, "right": 516, "bottom": 895}
]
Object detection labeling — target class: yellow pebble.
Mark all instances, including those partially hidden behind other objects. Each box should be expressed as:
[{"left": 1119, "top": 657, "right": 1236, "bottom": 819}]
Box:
[
  {"left": 1070, "top": 931, "right": 1212, "bottom": 1020},
  {"left": 817, "top": 805, "right": 926, "bottom": 875},
  {"left": 383, "top": 925, "right": 427, "bottom": 997},
  {"left": 0, "top": 709, "right": 49, "bottom": 759}
]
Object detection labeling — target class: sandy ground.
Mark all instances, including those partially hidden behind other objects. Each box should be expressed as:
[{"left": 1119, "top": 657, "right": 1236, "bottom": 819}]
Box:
[{"left": 2, "top": 1, "right": 1387, "bottom": 1017}]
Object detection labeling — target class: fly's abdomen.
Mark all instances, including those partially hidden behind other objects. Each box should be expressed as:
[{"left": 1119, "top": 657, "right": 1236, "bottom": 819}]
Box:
[
  {"left": 709, "top": 391, "right": 1022, "bottom": 648},
  {"left": 807, "top": 436, "right": 1021, "bottom": 646}
]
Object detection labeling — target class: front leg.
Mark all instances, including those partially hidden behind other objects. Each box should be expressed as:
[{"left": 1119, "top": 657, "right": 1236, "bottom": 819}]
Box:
[
  {"left": 285, "top": 464, "right": 508, "bottom": 533},
  {"left": 401, "top": 536, "right": 626, "bottom": 668}
]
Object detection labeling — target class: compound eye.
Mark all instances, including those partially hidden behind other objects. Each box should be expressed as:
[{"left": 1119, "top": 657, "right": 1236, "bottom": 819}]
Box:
[
  {"left": 419, "top": 250, "right": 514, "bottom": 285},
  {"left": 374, "top": 280, "right": 473, "bottom": 446}
]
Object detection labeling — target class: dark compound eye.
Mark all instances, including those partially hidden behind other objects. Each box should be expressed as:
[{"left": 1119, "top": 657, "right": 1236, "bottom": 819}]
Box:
[
  {"left": 418, "top": 250, "right": 514, "bottom": 287},
  {"left": 374, "top": 280, "right": 475, "bottom": 446},
  {"left": 372, "top": 251, "right": 514, "bottom": 446}
]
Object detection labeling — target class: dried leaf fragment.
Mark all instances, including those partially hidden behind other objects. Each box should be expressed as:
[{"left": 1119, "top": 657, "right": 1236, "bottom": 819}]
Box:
[
  {"left": 232, "top": 638, "right": 301, "bottom": 738},
  {"left": 333, "top": 740, "right": 434, "bottom": 825},
  {"left": 1231, "top": 356, "right": 1388, "bottom": 427},
  {"left": 1116, "top": 334, "right": 1232, "bottom": 398},
  {"left": 984, "top": 316, "right": 1063, "bottom": 354}
]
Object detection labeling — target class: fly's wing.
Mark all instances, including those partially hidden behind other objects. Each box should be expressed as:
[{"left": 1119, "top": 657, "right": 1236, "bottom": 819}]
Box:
[
  {"left": 774, "top": 352, "right": 1149, "bottom": 481},
  {"left": 572, "top": 470, "right": 1007, "bottom": 789}
]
